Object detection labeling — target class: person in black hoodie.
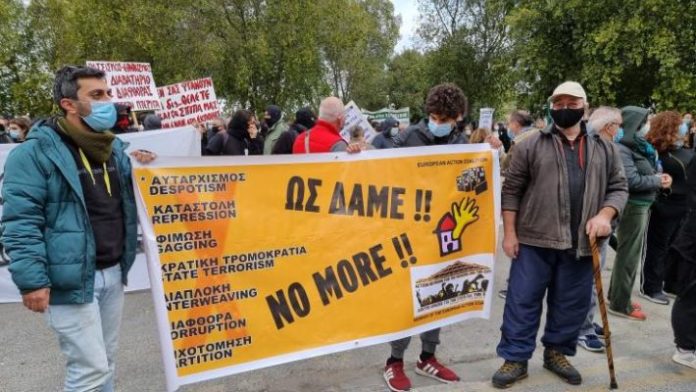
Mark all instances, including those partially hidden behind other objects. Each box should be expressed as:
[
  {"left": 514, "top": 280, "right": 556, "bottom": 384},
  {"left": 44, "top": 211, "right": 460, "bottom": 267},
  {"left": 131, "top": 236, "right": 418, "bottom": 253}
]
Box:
[
  {"left": 641, "top": 111, "right": 695, "bottom": 302},
  {"left": 668, "top": 149, "right": 696, "bottom": 369},
  {"left": 205, "top": 109, "right": 263, "bottom": 156},
  {"left": 371, "top": 116, "right": 400, "bottom": 149},
  {"left": 272, "top": 107, "right": 315, "bottom": 155}
]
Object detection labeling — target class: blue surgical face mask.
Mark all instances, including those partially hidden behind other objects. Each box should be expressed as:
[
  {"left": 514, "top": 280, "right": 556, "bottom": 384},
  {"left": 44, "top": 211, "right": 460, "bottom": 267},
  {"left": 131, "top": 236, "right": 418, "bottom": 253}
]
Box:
[
  {"left": 613, "top": 127, "right": 624, "bottom": 143},
  {"left": 80, "top": 101, "right": 117, "bottom": 132},
  {"left": 428, "top": 119, "right": 453, "bottom": 137},
  {"left": 9, "top": 130, "right": 20, "bottom": 140},
  {"left": 507, "top": 129, "right": 515, "bottom": 140},
  {"left": 679, "top": 122, "right": 689, "bottom": 137}
]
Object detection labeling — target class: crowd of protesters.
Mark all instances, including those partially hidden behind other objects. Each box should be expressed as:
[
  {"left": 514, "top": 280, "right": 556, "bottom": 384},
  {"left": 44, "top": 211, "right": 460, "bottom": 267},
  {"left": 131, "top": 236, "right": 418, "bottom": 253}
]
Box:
[{"left": 2, "top": 65, "right": 696, "bottom": 392}]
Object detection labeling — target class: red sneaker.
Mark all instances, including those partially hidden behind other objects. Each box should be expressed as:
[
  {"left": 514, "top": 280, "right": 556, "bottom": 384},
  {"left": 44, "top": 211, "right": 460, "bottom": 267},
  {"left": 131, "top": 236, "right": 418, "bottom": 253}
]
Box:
[
  {"left": 415, "top": 357, "right": 461, "bottom": 383},
  {"left": 608, "top": 306, "right": 647, "bottom": 321},
  {"left": 384, "top": 361, "right": 411, "bottom": 392}
]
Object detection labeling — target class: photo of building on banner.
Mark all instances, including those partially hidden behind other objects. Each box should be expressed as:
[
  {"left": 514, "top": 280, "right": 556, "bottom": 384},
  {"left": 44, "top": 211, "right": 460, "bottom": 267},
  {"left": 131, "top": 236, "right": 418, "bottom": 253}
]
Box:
[
  {"left": 156, "top": 77, "right": 222, "bottom": 129},
  {"left": 86, "top": 61, "right": 162, "bottom": 111},
  {"left": 133, "top": 144, "right": 500, "bottom": 391}
]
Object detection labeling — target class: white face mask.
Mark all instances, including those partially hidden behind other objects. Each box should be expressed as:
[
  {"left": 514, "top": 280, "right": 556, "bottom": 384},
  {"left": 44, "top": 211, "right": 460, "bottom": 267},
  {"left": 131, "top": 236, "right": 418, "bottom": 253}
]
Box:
[{"left": 390, "top": 127, "right": 399, "bottom": 137}]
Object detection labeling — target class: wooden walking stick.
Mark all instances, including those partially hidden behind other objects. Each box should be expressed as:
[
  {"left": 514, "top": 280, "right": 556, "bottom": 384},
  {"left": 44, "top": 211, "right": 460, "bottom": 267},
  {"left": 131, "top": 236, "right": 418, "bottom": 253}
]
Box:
[{"left": 591, "top": 237, "right": 618, "bottom": 389}]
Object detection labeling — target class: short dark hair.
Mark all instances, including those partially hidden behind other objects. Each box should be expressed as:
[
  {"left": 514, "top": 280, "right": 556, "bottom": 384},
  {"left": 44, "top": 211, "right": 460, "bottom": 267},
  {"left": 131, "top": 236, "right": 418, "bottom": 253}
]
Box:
[
  {"left": 509, "top": 110, "right": 533, "bottom": 127},
  {"left": 53, "top": 66, "right": 106, "bottom": 109},
  {"left": 425, "top": 83, "right": 468, "bottom": 120}
]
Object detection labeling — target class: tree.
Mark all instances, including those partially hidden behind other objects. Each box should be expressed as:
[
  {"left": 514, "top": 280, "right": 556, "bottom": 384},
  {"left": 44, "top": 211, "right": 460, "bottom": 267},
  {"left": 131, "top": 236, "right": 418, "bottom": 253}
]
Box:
[
  {"left": 415, "top": 0, "right": 515, "bottom": 118},
  {"left": 508, "top": 0, "right": 696, "bottom": 112},
  {"left": 317, "top": 0, "right": 400, "bottom": 110},
  {"left": 386, "top": 50, "right": 430, "bottom": 120}
]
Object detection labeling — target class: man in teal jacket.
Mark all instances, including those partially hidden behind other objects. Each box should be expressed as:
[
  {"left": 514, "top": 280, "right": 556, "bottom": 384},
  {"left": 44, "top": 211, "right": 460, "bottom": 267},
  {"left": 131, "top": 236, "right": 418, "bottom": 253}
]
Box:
[{"left": 2, "top": 65, "right": 154, "bottom": 392}]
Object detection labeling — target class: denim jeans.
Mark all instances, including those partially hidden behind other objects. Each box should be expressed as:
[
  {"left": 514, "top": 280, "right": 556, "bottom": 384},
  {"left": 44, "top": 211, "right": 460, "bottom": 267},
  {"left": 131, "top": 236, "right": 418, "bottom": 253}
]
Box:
[{"left": 46, "top": 264, "right": 124, "bottom": 392}]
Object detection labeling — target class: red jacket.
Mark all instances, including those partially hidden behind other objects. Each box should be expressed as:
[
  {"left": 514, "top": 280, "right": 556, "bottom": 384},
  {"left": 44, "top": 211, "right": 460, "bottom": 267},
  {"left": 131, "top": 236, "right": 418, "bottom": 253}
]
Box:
[{"left": 292, "top": 119, "right": 346, "bottom": 154}]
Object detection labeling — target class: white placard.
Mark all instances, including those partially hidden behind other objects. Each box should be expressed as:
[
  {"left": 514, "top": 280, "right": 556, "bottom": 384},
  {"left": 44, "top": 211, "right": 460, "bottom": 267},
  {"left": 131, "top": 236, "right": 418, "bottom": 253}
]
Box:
[
  {"left": 156, "top": 77, "right": 221, "bottom": 129},
  {"left": 87, "top": 61, "right": 162, "bottom": 111}
]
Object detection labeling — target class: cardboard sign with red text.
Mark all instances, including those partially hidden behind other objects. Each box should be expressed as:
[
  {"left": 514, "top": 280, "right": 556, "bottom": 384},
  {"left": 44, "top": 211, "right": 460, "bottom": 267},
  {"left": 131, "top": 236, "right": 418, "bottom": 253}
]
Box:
[{"left": 86, "top": 61, "right": 162, "bottom": 111}]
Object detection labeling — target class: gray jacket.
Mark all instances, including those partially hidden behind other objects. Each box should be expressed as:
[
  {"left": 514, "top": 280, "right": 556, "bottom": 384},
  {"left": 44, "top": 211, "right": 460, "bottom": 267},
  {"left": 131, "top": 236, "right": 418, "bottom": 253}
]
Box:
[{"left": 502, "top": 125, "right": 629, "bottom": 257}]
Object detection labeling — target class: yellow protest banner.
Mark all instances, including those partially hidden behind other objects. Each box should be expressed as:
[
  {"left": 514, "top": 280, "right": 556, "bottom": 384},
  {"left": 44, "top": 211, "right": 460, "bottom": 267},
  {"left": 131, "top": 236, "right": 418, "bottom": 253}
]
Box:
[{"left": 134, "top": 145, "right": 500, "bottom": 391}]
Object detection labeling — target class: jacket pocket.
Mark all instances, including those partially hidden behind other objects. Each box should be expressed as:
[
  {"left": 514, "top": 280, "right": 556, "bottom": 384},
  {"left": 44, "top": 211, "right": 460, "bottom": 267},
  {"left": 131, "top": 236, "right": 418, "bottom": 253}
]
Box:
[{"left": 47, "top": 263, "right": 83, "bottom": 290}]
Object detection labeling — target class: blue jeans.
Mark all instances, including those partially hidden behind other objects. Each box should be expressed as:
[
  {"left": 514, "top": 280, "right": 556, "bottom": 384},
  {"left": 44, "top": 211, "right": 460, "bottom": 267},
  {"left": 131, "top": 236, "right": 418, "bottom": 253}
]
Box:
[
  {"left": 46, "top": 264, "right": 124, "bottom": 392},
  {"left": 497, "top": 245, "right": 593, "bottom": 361}
]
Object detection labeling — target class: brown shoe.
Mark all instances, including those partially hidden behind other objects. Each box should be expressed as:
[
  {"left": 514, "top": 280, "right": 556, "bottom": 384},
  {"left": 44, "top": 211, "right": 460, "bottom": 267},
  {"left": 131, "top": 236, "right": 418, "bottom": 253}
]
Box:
[{"left": 543, "top": 349, "right": 581, "bottom": 385}]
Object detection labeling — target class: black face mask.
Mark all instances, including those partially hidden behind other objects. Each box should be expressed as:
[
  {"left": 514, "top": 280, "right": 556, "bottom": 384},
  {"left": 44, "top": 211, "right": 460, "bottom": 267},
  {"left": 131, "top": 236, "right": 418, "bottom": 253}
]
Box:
[{"left": 550, "top": 108, "right": 584, "bottom": 129}]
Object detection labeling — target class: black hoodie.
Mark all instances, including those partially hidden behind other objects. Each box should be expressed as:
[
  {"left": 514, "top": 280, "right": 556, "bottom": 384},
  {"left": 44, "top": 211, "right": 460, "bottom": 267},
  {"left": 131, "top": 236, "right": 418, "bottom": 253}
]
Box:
[{"left": 206, "top": 114, "right": 264, "bottom": 156}]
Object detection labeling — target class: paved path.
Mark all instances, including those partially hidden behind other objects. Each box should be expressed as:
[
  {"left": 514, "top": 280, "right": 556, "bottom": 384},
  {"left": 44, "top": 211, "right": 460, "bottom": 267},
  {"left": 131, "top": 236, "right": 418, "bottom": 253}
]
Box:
[{"left": 2, "top": 246, "right": 695, "bottom": 392}]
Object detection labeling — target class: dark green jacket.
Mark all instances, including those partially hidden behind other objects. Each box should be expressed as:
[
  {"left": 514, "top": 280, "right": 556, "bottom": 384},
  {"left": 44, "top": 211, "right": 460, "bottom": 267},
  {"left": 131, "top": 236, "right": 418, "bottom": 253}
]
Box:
[{"left": 2, "top": 119, "right": 138, "bottom": 304}]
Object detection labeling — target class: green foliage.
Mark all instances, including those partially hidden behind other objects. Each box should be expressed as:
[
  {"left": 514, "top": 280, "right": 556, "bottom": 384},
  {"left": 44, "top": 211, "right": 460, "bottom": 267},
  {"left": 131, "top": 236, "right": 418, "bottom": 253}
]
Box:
[
  {"left": 386, "top": 50, "right": 429, "bottom": 120},
  {"left": 1, "top": 0, "right": 397, "bottom": 117},
  {"left": 3, "top": 0, "right": 696, "bottom": 119},
  {"left": 508, "top": 0, "right": 696, "bottom": 113}
]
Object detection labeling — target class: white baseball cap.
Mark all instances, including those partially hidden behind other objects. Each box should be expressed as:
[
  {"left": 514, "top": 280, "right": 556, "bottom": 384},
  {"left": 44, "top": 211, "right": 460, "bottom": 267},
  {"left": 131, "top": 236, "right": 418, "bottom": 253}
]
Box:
[{"left": 550, "top": 81, "right": 587, "bottom": 101}]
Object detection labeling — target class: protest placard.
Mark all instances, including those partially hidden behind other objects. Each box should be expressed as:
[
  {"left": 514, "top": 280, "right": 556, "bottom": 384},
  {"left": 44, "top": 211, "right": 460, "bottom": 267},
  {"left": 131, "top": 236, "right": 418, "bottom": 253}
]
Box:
[
  {"left": 479, "top": 108, "right": 495, "bottom": 130},
  {"left": 86, "top": 61, "right": 162, "bottom": 111},
  {"left": 133, "top": 145, "right": 500, "bottom": 391},
  {"left": 156, "top": 78, "right": 221, "bottom": 129},
  {"left": 340, "top": 101, "right": 377, "bottom": 142}
]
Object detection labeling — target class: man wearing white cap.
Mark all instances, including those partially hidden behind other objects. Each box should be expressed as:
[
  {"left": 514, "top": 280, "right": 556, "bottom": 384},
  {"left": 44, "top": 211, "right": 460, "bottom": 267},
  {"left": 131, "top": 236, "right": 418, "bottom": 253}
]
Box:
[{"left": 491, "top": 81, "right": 628, "bottom": 388}]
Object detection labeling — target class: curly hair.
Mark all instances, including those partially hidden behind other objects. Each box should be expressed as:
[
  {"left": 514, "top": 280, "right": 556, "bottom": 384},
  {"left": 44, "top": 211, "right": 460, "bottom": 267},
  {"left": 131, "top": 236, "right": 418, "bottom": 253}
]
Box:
[
  {"left": 470, "top": 128, "right": 491, "bottom": 144},
  {"left": 425, "top": 83, "right": 468, "bottom": 120},
  {"left": 646, "top": 111, "right": 681, "bottom": 153}
]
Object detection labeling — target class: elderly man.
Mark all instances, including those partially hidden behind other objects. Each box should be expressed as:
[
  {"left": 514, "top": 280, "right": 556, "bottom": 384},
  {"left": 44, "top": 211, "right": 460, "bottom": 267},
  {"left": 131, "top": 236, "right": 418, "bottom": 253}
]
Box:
[
  {"left": 293, "top": 97, "right": 349, "bottom": 153},
  {"left": 571, "top": 106, "right": 625, "bottom": 353},
  {"left": 491, "top": 82, "right": 628, "bottom": 388}
]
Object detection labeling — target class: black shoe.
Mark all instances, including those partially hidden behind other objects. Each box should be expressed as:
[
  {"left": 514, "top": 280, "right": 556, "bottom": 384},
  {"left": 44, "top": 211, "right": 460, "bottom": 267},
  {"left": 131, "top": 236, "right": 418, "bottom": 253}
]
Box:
[
  {"left": 543, "top": 349, "right": 582, "bottom": 385},
  {"left": 492, "top": 360, "right": 528, "bottom": 389}
]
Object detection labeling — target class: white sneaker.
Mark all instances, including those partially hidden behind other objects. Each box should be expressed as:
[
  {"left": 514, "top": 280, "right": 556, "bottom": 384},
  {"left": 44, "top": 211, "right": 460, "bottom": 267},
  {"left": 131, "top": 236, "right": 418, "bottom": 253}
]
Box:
[{"left": 672, "top": 348, "right": 696, "bottom": 369}]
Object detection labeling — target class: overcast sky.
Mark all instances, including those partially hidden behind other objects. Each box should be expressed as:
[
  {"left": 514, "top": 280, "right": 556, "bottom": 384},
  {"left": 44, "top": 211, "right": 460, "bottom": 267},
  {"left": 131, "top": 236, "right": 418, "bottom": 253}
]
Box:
[{"left": 391, "top": 0, "right": 419, "bottom": 52}]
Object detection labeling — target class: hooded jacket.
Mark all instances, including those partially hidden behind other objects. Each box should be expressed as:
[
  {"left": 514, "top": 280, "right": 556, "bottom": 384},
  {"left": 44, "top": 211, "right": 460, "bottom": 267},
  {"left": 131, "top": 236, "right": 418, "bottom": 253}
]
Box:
[
  {"left": 263, "top": 105, "right": 288, "bottom": 154},
  {"left": 206, "top": 118, "right": 264, "bottom": 156},
  {"left": 372, "top": 117, "right": 399, "bottom": 149},
  {"left": 617, "top": 106, "right": 662, "bottom": 203},
  {"left": 1, "top": 119, "right": 138, "bottom": 304}
]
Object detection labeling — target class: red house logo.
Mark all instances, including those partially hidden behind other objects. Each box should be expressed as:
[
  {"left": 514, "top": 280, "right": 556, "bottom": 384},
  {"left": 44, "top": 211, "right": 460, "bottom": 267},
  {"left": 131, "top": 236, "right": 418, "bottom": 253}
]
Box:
[{"left": 433, "top": 212, "right": 461, "bottom": 256}]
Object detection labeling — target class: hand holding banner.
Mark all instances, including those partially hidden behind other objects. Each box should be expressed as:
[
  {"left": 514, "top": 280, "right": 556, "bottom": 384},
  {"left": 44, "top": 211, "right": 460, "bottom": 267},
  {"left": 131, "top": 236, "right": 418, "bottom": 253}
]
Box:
[{"left": 134, "top": 145, "right": 500, "bottom": 391}]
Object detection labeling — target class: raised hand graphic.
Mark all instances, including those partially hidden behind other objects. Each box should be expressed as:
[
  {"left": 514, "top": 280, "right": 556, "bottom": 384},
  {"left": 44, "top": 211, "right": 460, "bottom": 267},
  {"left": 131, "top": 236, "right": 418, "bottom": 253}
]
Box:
[{"left": 452, "top": 197, "right": 480, "bottom": 239}]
